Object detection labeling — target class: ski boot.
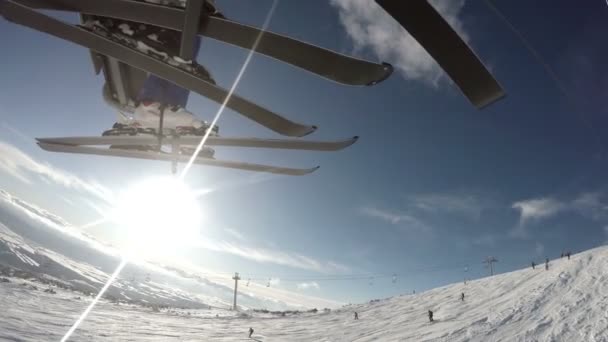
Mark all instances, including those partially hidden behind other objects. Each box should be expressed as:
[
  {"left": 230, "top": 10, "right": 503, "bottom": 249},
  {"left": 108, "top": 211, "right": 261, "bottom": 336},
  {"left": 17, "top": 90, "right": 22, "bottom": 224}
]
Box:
[
  {"left": 102, "top": 123, "right": 157, "bottom": 151},
  {"left": 102, "top": 122, "right": 156, "bottom": 137},
  {"left": 133, "top": 102, "right": 219, "bottom": 136}
]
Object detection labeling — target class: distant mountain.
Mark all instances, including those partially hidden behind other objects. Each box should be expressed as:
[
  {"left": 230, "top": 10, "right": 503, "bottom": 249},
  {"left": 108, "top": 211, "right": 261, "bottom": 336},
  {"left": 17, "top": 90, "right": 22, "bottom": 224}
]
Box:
[{"left": 0, "top": 189, "right": 306, "bottom": 311}]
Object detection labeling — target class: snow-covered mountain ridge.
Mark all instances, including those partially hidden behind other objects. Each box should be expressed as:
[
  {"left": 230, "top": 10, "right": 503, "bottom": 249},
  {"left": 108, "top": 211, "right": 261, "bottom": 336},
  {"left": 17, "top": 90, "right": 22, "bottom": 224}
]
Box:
[{"left": 0, "top": 189, "right": 331, "bottom": 311}]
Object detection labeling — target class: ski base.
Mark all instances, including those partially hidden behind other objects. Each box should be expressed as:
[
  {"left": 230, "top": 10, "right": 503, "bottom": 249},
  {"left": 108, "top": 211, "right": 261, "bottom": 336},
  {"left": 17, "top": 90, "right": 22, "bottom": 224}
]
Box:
[
  {"left": 36, "top": 135, "right": 359, "bottom": 151},
  {"left": 38, "top": 142, "right": 319, "bottom": 176},
  {"left": 13, "top": 0, "right": 393, "bottom": 86},
  {"left": 376, "top": 0, "right": 504, "bottom": 108}
]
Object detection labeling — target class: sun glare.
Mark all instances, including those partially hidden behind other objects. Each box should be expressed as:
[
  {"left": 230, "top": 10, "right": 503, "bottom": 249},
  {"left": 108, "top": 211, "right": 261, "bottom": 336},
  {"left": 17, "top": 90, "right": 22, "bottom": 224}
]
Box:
[{"left": 111, "top": 176, "right": 201, "bottom": 257}]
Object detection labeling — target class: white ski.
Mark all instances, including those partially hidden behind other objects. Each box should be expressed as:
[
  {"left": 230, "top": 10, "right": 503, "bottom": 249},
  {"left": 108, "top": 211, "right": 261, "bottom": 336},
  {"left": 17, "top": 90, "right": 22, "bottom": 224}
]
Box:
[
  {"left": 37, "top": 142, "right": 319, "bottom": 176},
  {"left": 36, "top": 135, "right": 358, "bottom": 151}
]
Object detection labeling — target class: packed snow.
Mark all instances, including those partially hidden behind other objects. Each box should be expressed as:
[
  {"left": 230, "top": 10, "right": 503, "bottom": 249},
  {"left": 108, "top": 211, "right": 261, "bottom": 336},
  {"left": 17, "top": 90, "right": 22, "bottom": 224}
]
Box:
[
  {"left": 3, "top": 246, "right": 608, "bottom": 341},
  {"left": 1, "top": 189, "right": 608, "bottom": 341}
]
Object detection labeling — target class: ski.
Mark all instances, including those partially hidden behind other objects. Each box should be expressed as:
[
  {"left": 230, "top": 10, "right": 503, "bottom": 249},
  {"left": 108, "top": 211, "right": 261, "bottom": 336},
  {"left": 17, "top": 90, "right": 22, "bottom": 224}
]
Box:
[
  {"left": 37, "top": 135, "right": 359, "bottom": 151},
  {"left": 0, "top": 0, "right": 316, "bottom": 137},
  {"left": 376, "top": 0, "right": 505, "bottom": 108},
  {"left": 15, "top": 0, "right": 394, "bottom": 86},
  {"left": 37, "top": 142, "right": 319, "bottom": 176}
]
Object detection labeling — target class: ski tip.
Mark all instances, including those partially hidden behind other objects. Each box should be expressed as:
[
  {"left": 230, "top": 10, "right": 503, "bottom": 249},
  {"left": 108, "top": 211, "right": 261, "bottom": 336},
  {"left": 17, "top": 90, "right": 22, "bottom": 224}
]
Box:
[
  {"left": 346, "top": 136, "right": 360, "bottom": 147},
  {"left": 36, "top": 137, "right": 61, "bottom": 145},
  {"left": 36, "top": 138, "right": 55, "bottom": 147},
  {"left": 473, "top": 89, "right": 506, "bottom": 109},
  {"left": 36, "top": 142, "right": 50, "bottom": 151},
  {"left": 293, "top": 165, "right": 320, "bottom": 176},
  {"left": 366, "top": 62, "right": 394, "bottom": 86},
  {"left": 300, "top": 125, "right": 318, "bottom": 137},
  {"left": 36, "top": 137, "right": 78, "bottom": 146}
]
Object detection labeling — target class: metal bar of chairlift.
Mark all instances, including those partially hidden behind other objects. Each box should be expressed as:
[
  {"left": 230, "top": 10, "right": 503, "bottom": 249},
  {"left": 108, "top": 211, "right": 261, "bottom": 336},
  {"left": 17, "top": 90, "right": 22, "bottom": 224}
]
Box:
[{"left": 179, "top": 0, "right": 205, "bottom": 61}]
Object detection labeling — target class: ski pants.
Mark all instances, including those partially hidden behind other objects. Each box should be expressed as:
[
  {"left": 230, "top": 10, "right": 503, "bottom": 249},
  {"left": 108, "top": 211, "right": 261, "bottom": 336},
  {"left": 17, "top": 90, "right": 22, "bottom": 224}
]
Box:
[{"left": 137, "top": 37, "right": 202, "bottom": 108}]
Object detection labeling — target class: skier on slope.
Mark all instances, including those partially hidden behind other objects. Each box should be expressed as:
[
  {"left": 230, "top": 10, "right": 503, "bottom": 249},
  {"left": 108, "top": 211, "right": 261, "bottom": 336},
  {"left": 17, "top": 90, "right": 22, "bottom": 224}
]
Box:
[
  {"left": 545, "top": 258, "right": 549, "bottom": 270},
  {"left": 354, "top": 312, "right": 359, "bottom": 320},
  {"left": 531, "top": 261, "right": 536, "bottom": 270},
  {"left": 428, "top": 310, "right": 434, "bottom": 322},
  {"left": 248, "top": 327, "right": 254, "bottom": 338},
  {"left": 460, "top": 292, "right": 465, "bottom": 301}
]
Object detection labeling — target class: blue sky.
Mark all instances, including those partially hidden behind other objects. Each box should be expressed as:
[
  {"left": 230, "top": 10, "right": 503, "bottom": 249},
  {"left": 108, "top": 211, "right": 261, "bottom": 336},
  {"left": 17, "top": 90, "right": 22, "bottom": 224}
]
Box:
[{"left": 1, "top": 0, "right": 607, "bottom": 304}]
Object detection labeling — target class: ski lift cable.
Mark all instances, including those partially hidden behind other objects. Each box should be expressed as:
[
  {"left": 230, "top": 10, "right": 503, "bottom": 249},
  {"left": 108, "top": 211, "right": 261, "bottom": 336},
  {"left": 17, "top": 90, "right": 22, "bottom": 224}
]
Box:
[
  {"left": 169, "top": 269, "right": 471, "bottom": 283},
  {"left": 198, "top": 259, "right": 481, "bottom": 283},
  {"left": 230, "top": 258, "right": 478, "bottom": 280},
  {"left": 482, "top": 0, "right": 603, "bottom": 150}
]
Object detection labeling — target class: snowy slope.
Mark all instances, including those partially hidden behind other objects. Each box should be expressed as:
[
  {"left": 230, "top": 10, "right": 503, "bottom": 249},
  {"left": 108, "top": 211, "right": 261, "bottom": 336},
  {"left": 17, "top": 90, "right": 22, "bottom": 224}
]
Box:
[
  {"left": 2, "top": 242, "right": 608, "bottom": 341},
  {"left": 334, "top": 248, "right": 608, "bottom": 341}
]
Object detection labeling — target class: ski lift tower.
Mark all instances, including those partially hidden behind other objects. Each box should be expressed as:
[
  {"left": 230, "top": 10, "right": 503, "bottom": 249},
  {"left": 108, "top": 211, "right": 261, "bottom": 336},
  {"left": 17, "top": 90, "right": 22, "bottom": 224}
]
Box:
[
  {"left": 232, "top": 272, "right": 240, "bottom": 311},
  {"left": 483, "top": 256, "right": 498, "bottom": 276}
]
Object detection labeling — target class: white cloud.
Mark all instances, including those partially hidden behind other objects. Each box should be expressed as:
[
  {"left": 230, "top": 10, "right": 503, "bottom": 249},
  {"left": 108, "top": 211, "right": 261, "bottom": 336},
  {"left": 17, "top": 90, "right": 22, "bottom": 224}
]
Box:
[
  {"left": 511, "top": 192, "right": 608, "bottom": 238},
  {"left": 330, "top": 0, "right": 468, "bottom": 86},
  {"left": 0, "top": 141, "right": 113, "bottom": 203},
  {"left": 59, "top": 196, "right": 76, "bottom": 206},
  {"left": 510, "top": 197, "right": 565, "bottom": 238},
  {"left": 360, "top": 206, "right": 409, "bottom": 224},
  {"left": 512, "top": 193, "right": 608, "bottom": 226},
  {"left": 223, "top": 228, "right": 246, "bottom": 241},
  {"left": 81, "top": 197, "right": 112, "bottom": 218},
  {"left": 359, "top": 206, "right": 430, "bottom": 232},
  {"left": 0, "top": 190, "right": 119, "bottom": 257},
  {"left": 411, "top": 193, "right": 484, "bottom": 220},
  {"left": 512, "top": 198, "right": 565, "bottom": 225},
  {"left": 192, "top": 238, "right": 351, "bottom": 274},
  {"left": 359, "top": 191, "right": 487, "bottom": 236},
  {"left": 297, "top": 281, "right": 320, "bottom": 290},
  {"left": 326, "top": 261, "right": 352, "bottom": 274}
]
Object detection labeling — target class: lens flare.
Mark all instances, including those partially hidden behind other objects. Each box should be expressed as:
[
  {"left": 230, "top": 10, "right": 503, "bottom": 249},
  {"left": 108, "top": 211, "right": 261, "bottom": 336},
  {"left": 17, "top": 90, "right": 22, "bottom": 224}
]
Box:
[{"left": 111, "top": 176, "right": 201, "bottom": 257}]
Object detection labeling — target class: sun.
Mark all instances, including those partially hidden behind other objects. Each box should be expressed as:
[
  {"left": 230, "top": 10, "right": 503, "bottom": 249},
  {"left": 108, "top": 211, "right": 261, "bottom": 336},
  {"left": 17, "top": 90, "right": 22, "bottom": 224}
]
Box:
[{"left": 111, "top": 176, "right": 201, "bottom": 257}]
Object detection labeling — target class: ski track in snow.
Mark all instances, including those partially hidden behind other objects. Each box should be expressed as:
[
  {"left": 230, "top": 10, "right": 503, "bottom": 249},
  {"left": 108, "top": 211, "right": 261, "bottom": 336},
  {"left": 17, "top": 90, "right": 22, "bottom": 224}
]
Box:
[{"left": 3, "top": 247, "right": 608, "bottom": 341}]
